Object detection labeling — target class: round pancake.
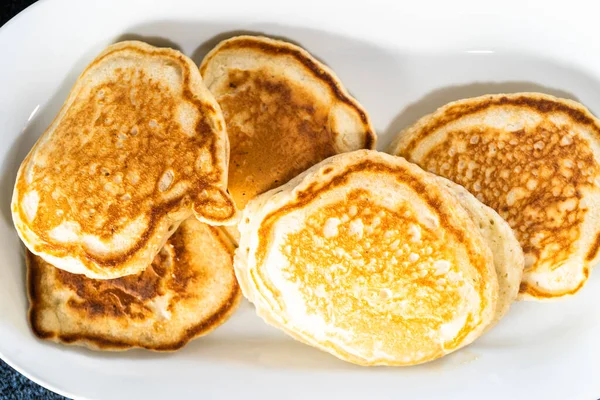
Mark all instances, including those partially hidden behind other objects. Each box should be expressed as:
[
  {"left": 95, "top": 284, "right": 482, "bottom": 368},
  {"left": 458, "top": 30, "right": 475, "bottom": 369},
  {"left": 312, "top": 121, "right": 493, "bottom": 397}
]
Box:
[
  {"left": 200, "top": 35, "right": 376, "bottom": 212},
  {"left": 12, "top": 40, "right": 238, "bottom": 280},
  {"left": 27, "top": 218, "right": 241, "bottom": 351},
  {"left": 389, "top": 93, "right": 600, "bottom": 300},
  {"left": 437, "top": 177, "right": 524, "bottom": 328},
  {"left": 235, "top": 150, "right": 498, "bottom": 366}
]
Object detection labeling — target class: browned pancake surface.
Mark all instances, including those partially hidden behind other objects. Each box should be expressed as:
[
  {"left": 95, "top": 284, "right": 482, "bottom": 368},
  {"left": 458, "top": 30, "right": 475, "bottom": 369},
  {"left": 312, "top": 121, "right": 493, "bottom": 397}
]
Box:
[
  {"left": 13, "top": 41, "right": 236, "bottom": 278},
  {"left": 201, "top": 36, "right": 375, "bottom": 210},
  {"left": 28, "top": 218, "right": 240, "bottom": 351},
  {"left": 392, "top": 94, "right": 600, "bottom": 299},
  {"left": 237, "top": 151, "right": 498, "bottom": 365},
  {"left": 220, "top": 68, "right": 337, "bottom": 207}
]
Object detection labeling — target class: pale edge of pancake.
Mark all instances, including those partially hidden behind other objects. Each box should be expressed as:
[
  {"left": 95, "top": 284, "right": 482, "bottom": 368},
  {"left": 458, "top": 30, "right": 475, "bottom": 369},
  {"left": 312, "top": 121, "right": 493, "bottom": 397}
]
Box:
[
  {"left": 12, "top": 40, "right": 239, "bottom": 280},
  {"left": 235, "top": 149, "right": 499, "bottom": 366},
  {"left": 437, "top": 176, "right": 524, "bottom": 329},
  {"left": 387, "top": 92, "right": 600, "bottom": 301}
]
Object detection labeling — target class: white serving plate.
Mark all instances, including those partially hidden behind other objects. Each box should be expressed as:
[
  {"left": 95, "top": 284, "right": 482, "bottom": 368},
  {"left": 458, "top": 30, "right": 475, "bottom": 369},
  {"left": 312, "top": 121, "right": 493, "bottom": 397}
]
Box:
[{"left": 1, "top": 1, "right": 599, "bottom": 399}]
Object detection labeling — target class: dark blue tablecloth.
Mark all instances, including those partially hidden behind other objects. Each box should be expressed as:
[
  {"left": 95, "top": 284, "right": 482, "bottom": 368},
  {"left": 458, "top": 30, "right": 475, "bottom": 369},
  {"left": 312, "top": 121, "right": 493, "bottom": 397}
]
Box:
[
  {"left": 0, "top": 359, "right": 66, "bottom": 400},
  {"left": 1, "top": 5, "right": 69, "bottom": 400}
]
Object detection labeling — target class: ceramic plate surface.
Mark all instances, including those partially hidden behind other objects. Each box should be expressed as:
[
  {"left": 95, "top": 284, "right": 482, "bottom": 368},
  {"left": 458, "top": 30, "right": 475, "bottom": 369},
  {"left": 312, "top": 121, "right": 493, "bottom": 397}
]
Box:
[{"left": 1, "top": 1, "right": 599, "bottom": 399}]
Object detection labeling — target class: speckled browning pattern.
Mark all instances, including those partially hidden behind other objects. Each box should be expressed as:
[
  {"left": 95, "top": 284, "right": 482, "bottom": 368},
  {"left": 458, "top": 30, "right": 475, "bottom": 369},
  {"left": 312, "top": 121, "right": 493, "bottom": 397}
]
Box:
[
  {"left": 237, "top": 150, "right": 499, "bottom": 366},
  {"left": 13, "top": 41, "right": 237, "bottom": 279},
  {"left": 391, "top": 93, "right": 600, "bottom": 299}
]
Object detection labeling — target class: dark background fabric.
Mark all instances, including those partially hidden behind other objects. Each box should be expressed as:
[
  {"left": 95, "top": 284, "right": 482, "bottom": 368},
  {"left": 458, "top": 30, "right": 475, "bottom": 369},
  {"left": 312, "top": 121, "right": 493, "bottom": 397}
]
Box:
[
  {"left": 1, "top": 0, "right": 37, "bottom": 27},
  {"left": 0, "top": 359, "right": 66, "bottom": 400},
  {"left": 1, "top": 1, "right": 68, "bottom": 399}
]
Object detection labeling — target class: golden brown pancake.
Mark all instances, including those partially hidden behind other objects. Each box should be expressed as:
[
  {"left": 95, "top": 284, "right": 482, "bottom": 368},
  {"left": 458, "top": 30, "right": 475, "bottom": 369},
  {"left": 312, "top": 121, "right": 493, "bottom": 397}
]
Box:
[
  {"left": 28, "top": 218, "right": 240, "bottom": 351},
  {"left": 12, "top": 40, "right": 237, "bottom": 280},
  {"left": 389, "top": 93, "right": 600, "bottom": 300},
  {"left": 235, "top": 150, "right": 499, "bottom": 366},
  {"left": 200, "top": 35, "right": 376, "bottom": 213}
]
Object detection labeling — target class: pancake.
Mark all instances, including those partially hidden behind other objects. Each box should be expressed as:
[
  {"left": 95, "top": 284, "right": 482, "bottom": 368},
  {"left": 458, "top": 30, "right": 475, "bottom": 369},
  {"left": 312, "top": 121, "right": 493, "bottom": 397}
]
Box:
[
  {"left": 12, "top": 40, "right": 238, "bottom": 280},
  {"left": 438, "top": 177, "right": 524, "bottom": 328},
  {"left": 200, "top": 35, "right": 376, "bottom": 220},
  {"left": 235, "top": 150, "right": 499, "bottom": 366},
  {"left": 27, "top": 217, "right": 241, "bottom": 351},
  {"left": 389, "top": 93, "right": 600, "bottom": 300}
]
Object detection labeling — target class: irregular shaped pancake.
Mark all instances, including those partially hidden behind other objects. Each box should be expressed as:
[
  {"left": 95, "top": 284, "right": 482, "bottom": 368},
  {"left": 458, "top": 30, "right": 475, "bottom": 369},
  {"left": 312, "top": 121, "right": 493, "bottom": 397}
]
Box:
[
  {"left": 200, "top": 35, "right": 376, "bottom": 222},
  {"left": 235, "top": 150, "right": 498, "bottom": 366},
  {"left": 27, "top": 218, "right": 240, "bottom": 351},
  {"left": 438, "top": 177, "right": 524, "bottom": 328},
  {"left": 12, "top": 41, "right": 238, "bottom": 279},
  {"left": 389, "top": 93, "right": 600, "bottom": 300}
]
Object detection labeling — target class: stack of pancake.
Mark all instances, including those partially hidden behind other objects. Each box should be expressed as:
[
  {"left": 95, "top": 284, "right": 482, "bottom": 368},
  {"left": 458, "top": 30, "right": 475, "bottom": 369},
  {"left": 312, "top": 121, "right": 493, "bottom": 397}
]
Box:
[
  {"left": 12, "top": 41, "right": 243, "bottom": 350},
  {"left": 11, "top": 37, "right": 373, "bottom": 351},
  {"left": 11, "top": 36, "right": 600, "bottom": 364}
]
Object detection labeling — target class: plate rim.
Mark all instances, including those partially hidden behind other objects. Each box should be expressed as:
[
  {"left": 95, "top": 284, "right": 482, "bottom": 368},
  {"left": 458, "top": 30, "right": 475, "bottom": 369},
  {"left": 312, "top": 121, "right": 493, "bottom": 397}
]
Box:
[{"left": 1, "top": 1, "right": 600, "bottom": 399}]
